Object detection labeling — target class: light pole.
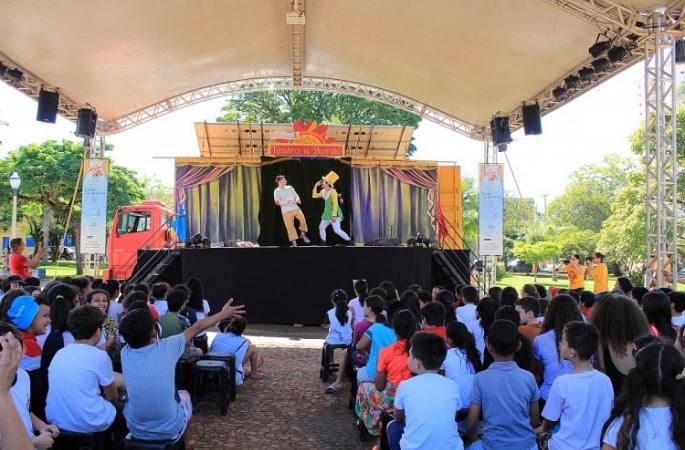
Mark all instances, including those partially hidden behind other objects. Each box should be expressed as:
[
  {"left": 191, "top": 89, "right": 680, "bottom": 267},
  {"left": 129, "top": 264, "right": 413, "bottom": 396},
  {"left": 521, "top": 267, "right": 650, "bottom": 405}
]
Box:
[{"left": 9, "top": 172, "right": 21, "bottom": 238}]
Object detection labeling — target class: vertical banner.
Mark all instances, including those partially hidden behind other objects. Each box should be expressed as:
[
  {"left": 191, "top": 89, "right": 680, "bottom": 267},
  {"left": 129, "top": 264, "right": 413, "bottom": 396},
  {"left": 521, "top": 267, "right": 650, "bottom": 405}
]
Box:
[
  {"left": 80, "top": 159, "right": 109, "bottom": 254},
  {"left": 479, "top": 164, "right": 503, "bottom": 255}
]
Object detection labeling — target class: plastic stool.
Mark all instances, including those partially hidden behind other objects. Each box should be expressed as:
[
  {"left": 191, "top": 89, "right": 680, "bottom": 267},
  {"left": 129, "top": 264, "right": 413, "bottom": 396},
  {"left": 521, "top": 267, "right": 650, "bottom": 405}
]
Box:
[
  {"left": 205, "top": 352, "right": 237, "bottom": 400},
  {"left": 123, "top": 435, "right": 184, "bottom": 449},
  {"left": 191, "top": 360, "right": 229, "bottom": 415},
  {"left": 52, "top": 430, "right": 95, "bottom": 450},
  {"left": 320, "top": 342, "right": 349, "bottom": 382}
]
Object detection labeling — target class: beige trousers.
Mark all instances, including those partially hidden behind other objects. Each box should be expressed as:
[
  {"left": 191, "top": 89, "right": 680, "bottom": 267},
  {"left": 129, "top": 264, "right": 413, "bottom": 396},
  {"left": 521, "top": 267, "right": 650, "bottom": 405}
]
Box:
[{"left": 282, "top": 209, "right": 308, "bottom": 241}]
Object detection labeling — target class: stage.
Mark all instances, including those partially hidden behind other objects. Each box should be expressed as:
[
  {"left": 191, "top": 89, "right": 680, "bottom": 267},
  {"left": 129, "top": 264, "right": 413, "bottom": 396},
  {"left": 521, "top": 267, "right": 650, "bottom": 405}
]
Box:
[{"left": 140, "top": 246, "right": 436, "bottom": 325}]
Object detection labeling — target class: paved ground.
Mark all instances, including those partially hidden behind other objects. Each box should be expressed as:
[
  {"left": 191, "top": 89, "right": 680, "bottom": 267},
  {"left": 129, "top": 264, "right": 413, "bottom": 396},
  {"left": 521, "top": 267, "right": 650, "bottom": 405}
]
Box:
[{"left": 189, "top": 324, "right": 374, "bottom": 449}]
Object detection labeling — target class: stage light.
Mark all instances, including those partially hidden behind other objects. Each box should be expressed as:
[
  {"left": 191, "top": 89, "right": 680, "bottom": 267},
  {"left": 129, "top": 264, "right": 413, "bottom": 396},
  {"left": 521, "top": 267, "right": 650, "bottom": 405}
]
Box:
[
  {"left": 564, "top": 75, "right": 580, "bottom": 89},
  {"left": 552, "top": 86, "right": 566, "bottom": 100},
  {"left": 497, "top": 144, "right": 508, "bottom": 152},
  {"left": 589, "top": 40, "right": 611, "bottom": 58},
  {"left": 591, "top": 58, "right": 610, "bottom": 73},
  {"left": 608, "top": 46, "right": 628, "bottom": 63},
  {"left": 578, "top": 67, "right": 595, "bottom": 81}
]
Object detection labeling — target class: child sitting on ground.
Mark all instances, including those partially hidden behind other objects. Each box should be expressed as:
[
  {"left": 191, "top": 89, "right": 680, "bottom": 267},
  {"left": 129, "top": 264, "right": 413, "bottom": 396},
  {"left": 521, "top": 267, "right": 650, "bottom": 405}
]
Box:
[
  {"left": 119, "top": 298, "right": 244, "bottom": 448},
  {"left": 210, "top": 316, "right": 265, "bottom": 382},
  {"left": 324, "top": 289, "right": 353, "bottom": 393},
  {"left": 534, "top": 321, "right": 613, "bottom": 450},
  {"left": 356, "top": 310, "right": 416, "bottom": 444},
  {"left": 466, "top": 319, "right": 540, "bottom": 450},
  {"left": 602, "top": 339, "right": 685, "bottom": 449},
  {"left": 0, "top": 321, "right": 59, "bottom": 450},
  {"left": 387, "top": 332, "right": 462, "bottom": 450}
]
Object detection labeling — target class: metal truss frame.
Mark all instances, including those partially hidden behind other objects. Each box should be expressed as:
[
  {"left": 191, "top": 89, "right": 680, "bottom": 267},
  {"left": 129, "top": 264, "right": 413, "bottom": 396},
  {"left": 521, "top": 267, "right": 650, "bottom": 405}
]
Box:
[
  {"left": 289, "top": 0, "right": 305, "bottom": 86},
  {"left": 99, "top": 76, "right": 486, "bottom": 139},
  {"left": 644, "top": 14, "right": 678, "bottom": 290}
]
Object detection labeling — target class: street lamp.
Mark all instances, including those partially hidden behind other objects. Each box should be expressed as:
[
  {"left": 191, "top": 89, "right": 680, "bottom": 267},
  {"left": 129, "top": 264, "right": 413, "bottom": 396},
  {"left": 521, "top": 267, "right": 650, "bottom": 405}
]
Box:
[{"left": 9, "top": 172, "right": 20, "bottom": 238}]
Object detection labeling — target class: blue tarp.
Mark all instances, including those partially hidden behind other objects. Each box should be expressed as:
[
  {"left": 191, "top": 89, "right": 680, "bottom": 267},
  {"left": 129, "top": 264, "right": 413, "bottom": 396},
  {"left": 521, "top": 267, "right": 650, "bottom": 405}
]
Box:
[{"left": 172, "top": 205, "right": 188, "bottom": 243}]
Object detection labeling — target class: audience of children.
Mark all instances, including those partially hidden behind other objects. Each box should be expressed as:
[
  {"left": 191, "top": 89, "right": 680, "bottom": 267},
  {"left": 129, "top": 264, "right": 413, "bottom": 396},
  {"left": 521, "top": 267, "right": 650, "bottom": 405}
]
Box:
[
  {"left": 348, "top": 279, "right": 369, "bottom": 327},
  {"left": 355, "top": 309, "right": 416, "bottom": 444},
  {"left": 210, "top": 316, "right": 265, "bottom": 383},
  {"left": 159, "top": 289, "right": 202, "bottom": 360},
  {"left": 419, "top": 301, "right": 447, "bottom": 338},
  {"left": 642, "top": 290, "right": 678, "bottom": 342},
  {"left": 354, "top": 301, "right": 406, "bottom": 384}
]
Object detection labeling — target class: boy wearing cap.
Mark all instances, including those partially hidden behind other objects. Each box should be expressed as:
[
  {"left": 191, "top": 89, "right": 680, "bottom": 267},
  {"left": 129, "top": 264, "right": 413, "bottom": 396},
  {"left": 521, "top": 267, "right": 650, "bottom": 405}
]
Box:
[
  {"left": 273, "top": 175, "right": 311, "bottom": 247},
  {"left": 313, "top": 171, "right": 354, "bottom": 246},
  {"left": 7, "top": 295, "right": 51, "bottom": 420}
]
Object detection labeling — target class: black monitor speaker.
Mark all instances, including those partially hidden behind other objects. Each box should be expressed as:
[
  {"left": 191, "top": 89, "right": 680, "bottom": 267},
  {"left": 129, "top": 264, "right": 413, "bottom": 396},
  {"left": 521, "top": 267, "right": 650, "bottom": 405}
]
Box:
[
  {"left": 36, "top": 89, "right": 59, "bottom": 124},
  {"left": 75, "top": 108, "right": 97, "bottom": 138},
  {"left": 522, "top": 103, "right": 542, "bottom": 135}
]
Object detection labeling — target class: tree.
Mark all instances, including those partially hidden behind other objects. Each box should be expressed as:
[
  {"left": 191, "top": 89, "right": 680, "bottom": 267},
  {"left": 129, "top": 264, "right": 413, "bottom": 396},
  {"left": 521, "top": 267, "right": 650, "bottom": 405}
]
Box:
[
  {"left": 544, "top": 155, "right": 636, "bottom": 234},
  {"left": 512, "top": 240, "right": 562, "bottom": 281},
  {"left": 217, "top": 91, "right": 422, "bottom": 156},
  {"left": 460, "top": 176, "right": 478, "bottom": 251},
  {"left": 140, "top": 175, "right": 174, "bottom": 209},
  {"left": 0, "top": 140, "right": 146, "bottom": 271}
]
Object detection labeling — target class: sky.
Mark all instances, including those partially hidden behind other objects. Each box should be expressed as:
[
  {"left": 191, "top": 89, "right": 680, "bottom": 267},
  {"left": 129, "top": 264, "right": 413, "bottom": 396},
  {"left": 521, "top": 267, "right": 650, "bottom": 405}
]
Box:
[{"left": 0, "top": 61, "right": 662, "bottom": 209}]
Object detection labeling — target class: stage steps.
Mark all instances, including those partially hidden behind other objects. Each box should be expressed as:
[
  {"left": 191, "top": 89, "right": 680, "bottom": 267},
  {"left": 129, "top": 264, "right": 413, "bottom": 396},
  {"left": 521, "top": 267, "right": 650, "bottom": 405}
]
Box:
[
  {"left": 129, "top": 250, "right": 181, "bottom": 285},
  {"left": 432, "top": 249, "right": 469, "bottom": 286}
]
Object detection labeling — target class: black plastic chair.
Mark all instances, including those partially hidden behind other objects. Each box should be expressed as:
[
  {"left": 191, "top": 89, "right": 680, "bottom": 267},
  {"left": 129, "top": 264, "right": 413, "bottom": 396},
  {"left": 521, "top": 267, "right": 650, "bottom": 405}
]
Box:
[{"left": 191, "top": 360, "right": 230, "bottom": 415}]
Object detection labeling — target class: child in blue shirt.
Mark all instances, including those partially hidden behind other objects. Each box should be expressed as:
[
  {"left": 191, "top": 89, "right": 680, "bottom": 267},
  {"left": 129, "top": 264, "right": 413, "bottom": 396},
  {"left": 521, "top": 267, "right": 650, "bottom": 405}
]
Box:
[
  {"left": 466, "top": 319, "right": 540, "bottom": 450},
  {"left": 387, "top": 332, "right": 462, "bottom": 450}
]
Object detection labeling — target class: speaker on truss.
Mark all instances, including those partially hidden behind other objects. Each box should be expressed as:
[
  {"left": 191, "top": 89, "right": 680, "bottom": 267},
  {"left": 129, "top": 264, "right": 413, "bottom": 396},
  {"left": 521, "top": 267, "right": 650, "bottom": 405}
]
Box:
[
  {"left": 522, "top": 103, "right": 542, "bottom": 135},
  {"left": 36, "top": 89, "right": 59, "bottom": 124},
  {"left": 489, "top": 116, "right": 512, "bottom": 146},
  {"left": 75, "top": 108, "right": 97, "bottom": 138}
]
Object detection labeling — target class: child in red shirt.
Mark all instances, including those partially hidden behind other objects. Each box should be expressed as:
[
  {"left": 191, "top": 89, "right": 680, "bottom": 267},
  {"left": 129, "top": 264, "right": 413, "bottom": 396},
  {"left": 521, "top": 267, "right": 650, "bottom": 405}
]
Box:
[{"left": 355, "top": 309, "right": 416, "bottom": 445}]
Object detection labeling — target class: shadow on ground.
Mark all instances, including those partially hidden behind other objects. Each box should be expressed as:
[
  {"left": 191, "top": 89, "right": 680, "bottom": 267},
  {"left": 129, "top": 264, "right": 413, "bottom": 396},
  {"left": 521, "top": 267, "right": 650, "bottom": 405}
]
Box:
[{"left": 190, "top": 324, "right": 374, "bottom": 449}]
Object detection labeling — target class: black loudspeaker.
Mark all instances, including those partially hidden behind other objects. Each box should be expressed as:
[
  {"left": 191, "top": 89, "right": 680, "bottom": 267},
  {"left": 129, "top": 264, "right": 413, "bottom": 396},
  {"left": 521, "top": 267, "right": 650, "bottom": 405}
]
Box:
[
  {"left": 75, "top": 108, "right": 97, "bottom": 138},
  {"left": 490, "top": 116, "right": 512, "bottom": 145},
  {"left": 36, "top": 89, "right": 59, "bottom": 124},
  {"left": 522, "top": 103, "right": 542, "bottom": 135}
]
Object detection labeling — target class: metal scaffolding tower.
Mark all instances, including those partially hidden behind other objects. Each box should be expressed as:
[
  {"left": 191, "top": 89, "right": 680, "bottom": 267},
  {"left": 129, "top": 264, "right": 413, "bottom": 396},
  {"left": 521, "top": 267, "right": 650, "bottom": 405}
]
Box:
[{"left": 644, "top": 13, "right": 678, "bottom": 289}]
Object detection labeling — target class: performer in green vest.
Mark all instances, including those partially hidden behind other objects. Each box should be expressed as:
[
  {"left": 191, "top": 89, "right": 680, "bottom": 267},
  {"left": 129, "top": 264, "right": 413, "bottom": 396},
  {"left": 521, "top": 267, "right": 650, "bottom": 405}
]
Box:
[{"left": 312, "top": 171, "right": 354, "bottom": 246}]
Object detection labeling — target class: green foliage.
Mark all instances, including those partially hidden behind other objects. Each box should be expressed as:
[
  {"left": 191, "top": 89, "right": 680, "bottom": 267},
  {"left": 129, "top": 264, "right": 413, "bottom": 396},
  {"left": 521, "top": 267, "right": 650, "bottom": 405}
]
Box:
[
  {"left": 140, "top": 175, "right": 174, "bottom": 209},
  {"left": 545, "top": 155, "right": 636, "bottom": 234},
  {"left": 217, "top": 91, "right": 422, "bottom": 156},
  {"left": 512, "top": 241, "right": 562, "bottom": 268},
  {"left": 460, "top": 176, "right": 478, "bottom": 251}
]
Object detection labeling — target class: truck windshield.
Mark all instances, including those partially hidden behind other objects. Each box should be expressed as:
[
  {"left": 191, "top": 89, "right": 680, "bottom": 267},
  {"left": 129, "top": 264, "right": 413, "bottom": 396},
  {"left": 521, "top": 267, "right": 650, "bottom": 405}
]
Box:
[{"left": 116, "top": 211, "right": 152, "bottom": 234}]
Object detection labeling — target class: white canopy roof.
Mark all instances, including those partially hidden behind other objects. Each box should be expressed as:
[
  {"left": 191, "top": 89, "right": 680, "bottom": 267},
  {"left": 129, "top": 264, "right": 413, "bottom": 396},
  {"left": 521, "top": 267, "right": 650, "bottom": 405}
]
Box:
[{"left": 0, "top": 0, "right": 683, "bottom": 139}]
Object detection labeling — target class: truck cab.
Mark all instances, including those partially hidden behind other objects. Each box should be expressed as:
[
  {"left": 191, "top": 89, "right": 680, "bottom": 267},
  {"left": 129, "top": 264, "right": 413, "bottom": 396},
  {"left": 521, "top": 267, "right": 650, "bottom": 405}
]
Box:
[{"left": 105, "top": 200, "right": 174, "bottom": 280}]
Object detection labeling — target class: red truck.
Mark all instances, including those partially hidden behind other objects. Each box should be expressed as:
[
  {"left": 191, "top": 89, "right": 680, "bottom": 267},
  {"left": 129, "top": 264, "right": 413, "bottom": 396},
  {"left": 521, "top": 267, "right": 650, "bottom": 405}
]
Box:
[{"left": 104, "top": 200, "right": 176, "bottom": 280}]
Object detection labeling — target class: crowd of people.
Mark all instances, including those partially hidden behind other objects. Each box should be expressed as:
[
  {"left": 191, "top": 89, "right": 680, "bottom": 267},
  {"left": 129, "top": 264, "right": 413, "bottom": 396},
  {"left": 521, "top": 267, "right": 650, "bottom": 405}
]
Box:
[
  {"left": 0, "top": 266, "right": 251, "bottom": 450},
  {"left": 321, "top": 277, "right": 685, "bottom": 450}
]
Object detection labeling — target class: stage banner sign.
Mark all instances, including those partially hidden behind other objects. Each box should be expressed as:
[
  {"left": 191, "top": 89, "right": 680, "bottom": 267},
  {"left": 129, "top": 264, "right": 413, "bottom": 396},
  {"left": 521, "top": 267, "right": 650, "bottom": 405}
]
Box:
[
  {"left": 80, "top": 159, "right": 109, "bottom": 254},
  {"left": 268, "top": 143, "right": 344, "bottom": 157},
  {"left": 478, "top": 164, "right": 503, "bottom": 256}
]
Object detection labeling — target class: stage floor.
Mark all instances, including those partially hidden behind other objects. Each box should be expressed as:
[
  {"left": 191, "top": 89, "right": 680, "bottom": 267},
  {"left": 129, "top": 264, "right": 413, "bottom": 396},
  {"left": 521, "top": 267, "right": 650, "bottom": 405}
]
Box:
[{"left": 143, "top": 246, "right": 433, "bottom": 325}]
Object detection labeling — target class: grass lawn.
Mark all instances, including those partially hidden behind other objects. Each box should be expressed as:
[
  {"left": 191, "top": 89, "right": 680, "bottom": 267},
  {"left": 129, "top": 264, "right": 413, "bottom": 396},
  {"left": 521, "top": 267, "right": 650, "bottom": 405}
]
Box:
[
  {"left": 37, "top": 261, "right": 109, "bottom": 279},
  {"left": 498, "top": 272, "right": 617, "bottom": 292}
]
